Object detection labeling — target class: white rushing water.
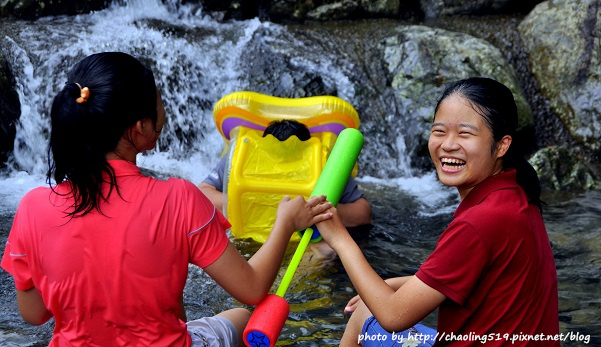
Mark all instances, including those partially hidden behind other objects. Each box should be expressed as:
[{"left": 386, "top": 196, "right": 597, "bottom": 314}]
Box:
[{"left": 0, "top": 0, "right": 458, "bottom": 217}]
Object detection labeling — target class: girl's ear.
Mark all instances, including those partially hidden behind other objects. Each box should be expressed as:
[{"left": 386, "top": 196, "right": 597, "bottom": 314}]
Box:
[
  {"left": 134, "top": 118, "right": 155, "bottom": 136},
  {"left": 496, "top": 135, "right": 512, "bottom": 158},
  {"left": 134, "top": 119, "right": 145, "bottom": 135}
]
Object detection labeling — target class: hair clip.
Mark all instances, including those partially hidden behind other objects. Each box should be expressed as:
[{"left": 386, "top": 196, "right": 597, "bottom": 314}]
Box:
[{"left": 75, "top": 82, "right": 90, "bottom": 104}]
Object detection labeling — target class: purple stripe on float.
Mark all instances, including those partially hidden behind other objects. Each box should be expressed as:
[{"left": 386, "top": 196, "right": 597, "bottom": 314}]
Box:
[
  {"left": 308, "top": 124, "right": 347, "bottom": 135},
  {"left": 222, "top": 118, "right": 266, "bottom": 140}
]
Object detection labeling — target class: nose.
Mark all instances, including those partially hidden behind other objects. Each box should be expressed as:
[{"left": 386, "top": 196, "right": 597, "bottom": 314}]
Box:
[{"left": 441, "top": 133, "right": 460, "bottom": 151}]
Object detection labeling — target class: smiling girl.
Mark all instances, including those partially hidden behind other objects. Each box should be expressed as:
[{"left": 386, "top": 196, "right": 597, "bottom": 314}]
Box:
[{"left": 316, "top": 77, "right": 559, "bottom": 346}]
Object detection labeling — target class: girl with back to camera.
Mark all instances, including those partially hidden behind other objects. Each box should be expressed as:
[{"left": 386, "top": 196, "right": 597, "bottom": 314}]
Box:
[
  {"left": 1, "top": 52, "right": 333, "bottom": 346},
  {"left": 316, "top": 77, "right": 559, "bottom": 346}
]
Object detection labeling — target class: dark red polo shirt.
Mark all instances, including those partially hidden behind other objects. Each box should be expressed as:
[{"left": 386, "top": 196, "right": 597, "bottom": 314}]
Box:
[{"left": 416, "top": 170, "right": 559, "bottom": 346}]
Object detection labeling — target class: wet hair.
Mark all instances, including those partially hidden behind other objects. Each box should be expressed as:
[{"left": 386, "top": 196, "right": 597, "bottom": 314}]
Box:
[
  {"left": 47, "top": 52, "right": 158, "bottom": 217},
  {"left": 262, "top": 119, "right": 311, "bottom": 141},
  {"left": 434, "top": 77, "right": 542, "bottom": 210}
]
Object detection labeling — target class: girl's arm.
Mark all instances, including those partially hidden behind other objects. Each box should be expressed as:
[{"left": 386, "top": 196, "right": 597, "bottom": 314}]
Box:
[
  {"left": 203, "top": 195, "right": 332, "bottom": 305},
  {"left": 317, "top": 208, "right": 446, "bottom": 332},
  {"left": 16, "top": 287, "right": 53, "bottom": 325},
  {"left": 337, "top": 197, "right": 372, "bottom": 227},
  {"left": 197, "top": 182, "right": 224, "bottom": 212},
  {"left": 344, "top": 276, "right": 412, "bottom": 313}
]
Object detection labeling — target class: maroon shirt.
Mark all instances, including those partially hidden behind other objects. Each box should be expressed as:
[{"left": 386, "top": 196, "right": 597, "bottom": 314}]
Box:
[{"left": 416, "top": 170, "right": 559, "bottom": 346}]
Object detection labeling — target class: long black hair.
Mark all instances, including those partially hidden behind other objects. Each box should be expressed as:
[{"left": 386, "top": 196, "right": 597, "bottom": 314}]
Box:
[
  {"left": 434, "top": 77, "right": 542, "bottom": 210},
  {"left": 47, "top": 52, "right": 158, "bottom": 217}
]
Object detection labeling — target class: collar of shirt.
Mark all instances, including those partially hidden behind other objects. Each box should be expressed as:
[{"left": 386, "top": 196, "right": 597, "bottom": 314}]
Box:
[
  {"left": 107, "top": 159, "right": 142, "bottom": 177},
  {"left": 453, "top": 169, "right": 518, "bottom": 218}
]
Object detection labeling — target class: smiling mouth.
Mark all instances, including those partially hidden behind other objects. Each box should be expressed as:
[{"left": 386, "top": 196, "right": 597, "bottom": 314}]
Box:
[{"left": 441, "top": 158, "right": 466, "bottom": 171}]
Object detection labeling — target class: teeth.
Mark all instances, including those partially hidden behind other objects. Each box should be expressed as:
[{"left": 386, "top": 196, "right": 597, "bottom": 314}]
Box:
[{"left": 441, "top": 158, "right": 465, "bottom": 165}]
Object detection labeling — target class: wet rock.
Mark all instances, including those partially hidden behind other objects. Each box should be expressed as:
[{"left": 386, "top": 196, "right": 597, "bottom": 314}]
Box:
[
  {"left": 0, "top": 0, "right": 106, "bottom": 20},
  {"left": 558, "top": 292, "right": 582, "bottom": 313},
  {"left": 0, "top": 53, "right": 20, "bottom": 169},
  {"left": 420, "top": 0, "right": 543, "bottom": 18},
  {"left": 565, "top": 308, "right": 601, "bottom": 327},
  {"left": 306, "top": 0, "right": 360, "bottom": 21},
  {"left": 359, "top": 0, "right": 401, "bottom": 17},
  {"left": 530, "top": 146, "right": 598, "bottom": 191},
  {"left": 550, "top": 231, "right": 589, "bottom": 260},
  {"left": 198, "top": 0, "right": 413, "bottom": 21},
  {"left": 194, "top": 0, "right": 271, "bottom": 21},
  {"left": 237, "top": 26, "right": 339, "bottom": 98},
  {"left": 518, "top": 0, "right": 601, "bottom": 155}
]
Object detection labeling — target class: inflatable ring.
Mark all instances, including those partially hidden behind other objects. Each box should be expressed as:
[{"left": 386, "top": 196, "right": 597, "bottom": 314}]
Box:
[{"left": 213, "top": 91, "right": 360, "bottom": 143}]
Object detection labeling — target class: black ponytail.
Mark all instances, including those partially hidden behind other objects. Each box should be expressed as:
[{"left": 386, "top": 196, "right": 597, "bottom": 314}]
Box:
[
  {"left": 437, "top": 77, "right": 542, "bottom": 211},
  {"left": 47, "top": 52, "right": 157, "bottom": 217}
]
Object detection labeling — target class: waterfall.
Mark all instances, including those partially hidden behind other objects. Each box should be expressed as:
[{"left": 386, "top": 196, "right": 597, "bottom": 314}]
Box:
[
  {"left": 0, "top": 0, "right": 454, "bottom": 213},
  {"left": 1, "top": 0, "right": 275, "bottom": 181}
]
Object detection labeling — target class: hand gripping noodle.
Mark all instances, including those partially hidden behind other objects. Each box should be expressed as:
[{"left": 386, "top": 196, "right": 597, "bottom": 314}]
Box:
[{"left": 243, "top": 128, "right": 364, "bottom": 347}]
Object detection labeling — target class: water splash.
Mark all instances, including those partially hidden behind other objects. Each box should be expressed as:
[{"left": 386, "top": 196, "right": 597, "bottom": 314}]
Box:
[{"left": 1, "top": 1, "right": 274, "bottom": 183}]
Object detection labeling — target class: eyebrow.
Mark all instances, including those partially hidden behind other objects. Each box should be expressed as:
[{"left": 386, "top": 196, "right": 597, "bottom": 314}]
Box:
[{"left": 431, "top": 122, "right": 480, "bottom": 131}]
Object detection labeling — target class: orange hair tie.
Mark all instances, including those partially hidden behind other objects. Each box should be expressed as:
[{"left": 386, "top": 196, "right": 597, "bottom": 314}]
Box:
[{"left": 75, "top": 82, "right": 90, "bottom": 104}]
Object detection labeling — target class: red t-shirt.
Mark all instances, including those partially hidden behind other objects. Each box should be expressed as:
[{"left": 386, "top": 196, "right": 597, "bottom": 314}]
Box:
[
  {"left": 1, "top": 160, "right": 230, "bottom": 346},
  {"left": 416, "top": 170, "right": 559, "bottom": 346}
]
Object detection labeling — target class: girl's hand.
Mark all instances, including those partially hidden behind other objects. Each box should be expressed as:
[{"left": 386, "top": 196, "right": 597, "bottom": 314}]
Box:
[
  {"left": 275, "top": 195, "right": 332, "bottom": 234},
  {"left": 315, "top": 207, "right": 348, "bottom": 250},
  {"left": 344, "top": 294, "right": 363, "bottom": 314}
]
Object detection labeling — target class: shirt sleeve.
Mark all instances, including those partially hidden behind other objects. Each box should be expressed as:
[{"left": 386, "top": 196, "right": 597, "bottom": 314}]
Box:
[
  {"left": 201, "top": 157, "right": 226, "bottom": 192},
  {"left": 1, "top": 207, "right": 35, "bottom": 291},
  {"left": 181, "top": 180, "right": 231, "bottom": 268},
  {"left": 339, "top": 176, "right": 364, "bottom": 203},
  {"left": 415, "top": 219, "right": 489, "bottom": 305}
]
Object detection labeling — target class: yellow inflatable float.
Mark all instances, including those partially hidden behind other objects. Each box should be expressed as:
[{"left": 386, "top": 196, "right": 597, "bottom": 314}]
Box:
[{"left": 213, "top": 91, "right": 360, "bottom": 243}]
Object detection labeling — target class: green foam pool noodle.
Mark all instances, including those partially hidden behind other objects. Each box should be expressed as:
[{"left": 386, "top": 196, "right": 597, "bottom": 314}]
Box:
[{"left": 300, "top": 127, "right": 365, "bottom": 241}]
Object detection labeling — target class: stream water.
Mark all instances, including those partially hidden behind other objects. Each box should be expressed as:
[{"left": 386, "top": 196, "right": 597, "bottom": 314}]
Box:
[{"left": 0, "top": 0, "right": 599, "bottom": 346}]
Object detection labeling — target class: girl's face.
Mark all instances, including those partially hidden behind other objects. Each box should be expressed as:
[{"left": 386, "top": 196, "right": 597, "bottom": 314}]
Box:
[
  {"left": 154, "top": 90, "right": 166, "bottom": 137},
  {"left": 428, "top": 94, "right": 510, "bottom": 200}
]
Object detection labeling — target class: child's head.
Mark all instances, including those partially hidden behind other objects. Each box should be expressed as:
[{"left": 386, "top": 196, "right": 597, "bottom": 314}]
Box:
[
  {"left": 263, "top": 119, "right": 311, "bottom": 141},
  {"left": 434, "top": 77, "right": 518, "bottom": 156},
  {"left": 47, "top": 52, "right": 159, "bottom": 216},
  {"left": 432, "top": 77, "right": 541, "bottom": 207}
]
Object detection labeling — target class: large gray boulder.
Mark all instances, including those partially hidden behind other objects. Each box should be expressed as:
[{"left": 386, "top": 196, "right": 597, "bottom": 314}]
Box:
[{"left": 519, "top": 0, "right": 601, "bottom": 154}]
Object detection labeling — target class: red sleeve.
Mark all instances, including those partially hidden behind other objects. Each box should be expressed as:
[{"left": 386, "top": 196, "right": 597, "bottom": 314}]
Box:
[
  {"left": 1, "top": 206, "right": 35, "bottom": 291},
  {"left": 415, "top": 220, "right": 489, "bottom": 305},
  {"left": 177, "top": 179, "right": 231, "bottom": 268}
]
